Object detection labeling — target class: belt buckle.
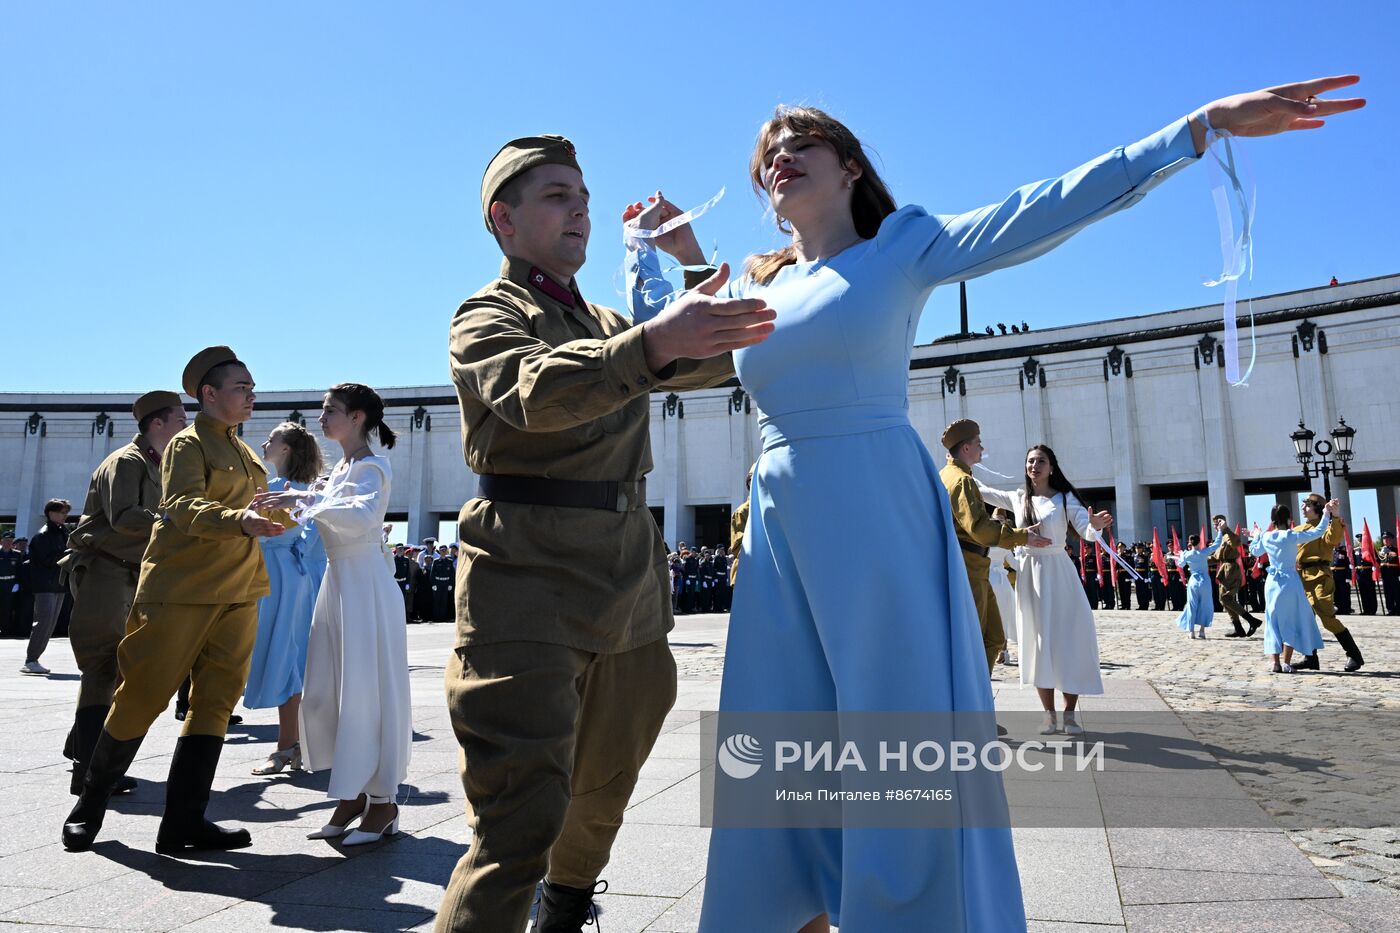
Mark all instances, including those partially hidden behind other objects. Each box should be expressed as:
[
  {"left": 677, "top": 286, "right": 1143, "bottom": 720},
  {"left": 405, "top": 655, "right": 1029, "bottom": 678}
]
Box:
[{"left": 615, "top": 484, "right": 630, "bottom": 513}]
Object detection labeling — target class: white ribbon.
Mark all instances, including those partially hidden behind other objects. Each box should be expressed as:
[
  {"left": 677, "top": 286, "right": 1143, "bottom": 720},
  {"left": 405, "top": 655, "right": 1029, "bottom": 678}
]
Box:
[
  {"left": 1196, "top": 109, "right": 1258, "bottom": 387},
  {"left": 623, "top": 187, "right": 725, "bottom": 248},
  {"left": 1101, "top": 540, "right": 1146, "bottom": 582},
  {"left": 289, "top": 480, "right": 377, "bottom": 525},
  {"left": 973, "top": 463, "right": 1020, "bottom": 481}
]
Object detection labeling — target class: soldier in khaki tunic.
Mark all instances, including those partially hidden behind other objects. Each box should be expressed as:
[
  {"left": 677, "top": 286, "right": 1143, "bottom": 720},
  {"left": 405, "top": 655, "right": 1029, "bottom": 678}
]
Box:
[
  {"left": 937, "top": 420, "right": 1049, "bottom": 676},
  {"left": 1211, "top": 514, "right": 1262, "bottom": 638},
  {"left": 63, "top": 347, "right": 290, "bottom": 853},
  {"left": 59, "top": 390, "right": 186, "bottom": 796},
  {"left": 436, "top": 136, "right": 772, "bottom": 932},
  {"left": 1293, "top": 493, "right": 1365, "bottom": 672}
]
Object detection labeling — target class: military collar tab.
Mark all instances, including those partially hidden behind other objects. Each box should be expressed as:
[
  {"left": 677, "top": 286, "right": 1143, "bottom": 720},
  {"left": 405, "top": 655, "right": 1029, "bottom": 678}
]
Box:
[{"left": 527, "top": 266, "right": 577, "bottom": 308}]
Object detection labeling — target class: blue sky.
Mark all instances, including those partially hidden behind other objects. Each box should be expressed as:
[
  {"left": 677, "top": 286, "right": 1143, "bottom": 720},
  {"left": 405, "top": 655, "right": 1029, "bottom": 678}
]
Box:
[{"left": 1, "top": 0, "right": 1393, "bottom": 395}]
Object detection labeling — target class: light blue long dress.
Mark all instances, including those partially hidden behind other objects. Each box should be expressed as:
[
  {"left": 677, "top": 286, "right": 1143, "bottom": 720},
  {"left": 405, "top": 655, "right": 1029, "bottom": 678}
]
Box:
[
  {"left": 244, "top": 478, "right": 327, "bottom": 709},
  {"left": 629, "top": 117, "right": 1200, "bottom": 932},
  {"left": 1175, "top": 532, "right": 1222, "bottom": 631},
  {"left": 1250, "top": 516, "right": 1330, "bottom": 657}
]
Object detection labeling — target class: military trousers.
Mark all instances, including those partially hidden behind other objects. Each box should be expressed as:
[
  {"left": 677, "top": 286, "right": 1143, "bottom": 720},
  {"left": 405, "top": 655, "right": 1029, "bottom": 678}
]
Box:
[
  {"left": 106, "top": 601, "right": 258, "bottom": 741},
  {"left": 436, "top": 636, "right": 677, "bottom": 933},
  {"left": 67, "top": 561, "right": 139, "bottom": 709},
  {"left": 1301, "top": 569, "right": 1351, "bottom": 637},
  {"left": 1216, "top": 581, "right": 1261, "bottom": 632},
  {"left": 961, "top": 556, "right": 1005, "bottom": 676}
]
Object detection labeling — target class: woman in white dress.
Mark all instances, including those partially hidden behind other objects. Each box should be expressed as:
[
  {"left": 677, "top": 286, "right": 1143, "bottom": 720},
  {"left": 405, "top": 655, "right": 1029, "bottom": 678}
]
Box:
[
  {"left": 979, "top": 445, "right": 1112, "bottom": 736},
  {"left": 251, "top": 383, "right": 411, "bottom": 846}
]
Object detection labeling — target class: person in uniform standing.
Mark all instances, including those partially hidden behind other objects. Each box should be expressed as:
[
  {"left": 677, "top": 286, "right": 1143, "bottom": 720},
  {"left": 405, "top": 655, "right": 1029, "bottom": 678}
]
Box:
[
  {"left": 711, "top": 548, "right": 731, "bottom": 612},
  {"left": 435, "top": 135, "right": 767, "bottom": 931},
  {"left": 1294, "top": 493, "right": 1365, "bottom": 672},
  {"left": 728, "top": 466, "right": 753, "bottom": 588},
  {"left": 392, "top": 545, "right": 415, "bottom": 623},
  {"left": 1115, "top": 542, "right": 1134, "bottom": 610},
  {"left": 1353, "top": 534, "right": 1379, "bottom": 615},
  {"left": 0, "top": 532, "right": 21, "bottom": 638},
  {"left": 680, "top": 546, "right": 700, "bottom": 615},
  {"left": 1133, "top": 543, "right": 1152, "bottom": 610},
  {"left": 1330, "top": 542, "right": 1353, "bottom": 614},
  {"left": 938, "top": 420, "right": 1046, "bottom": 676},
  {"left": 59, "top": 391, "right": 186, "bottom": 795},
  {"left": 19, "top": 498, "right": 72, "bottom": 675},
  {"left": 1212, "top": 515, "right": 1262, "bottom": 637},
  {"left": 431, "top": 544, "right": 456, "bottom": 622},
  {"left": 1379, "top": 531, "right": 1399, "bottom": 615},
  {"left": 62, "top": 347, "right": 289, "bottom": 854}
]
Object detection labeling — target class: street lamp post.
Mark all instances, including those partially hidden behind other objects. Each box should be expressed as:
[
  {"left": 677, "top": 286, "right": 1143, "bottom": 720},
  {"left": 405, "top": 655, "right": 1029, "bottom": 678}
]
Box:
[{"left": 1290, "top": 417, "right": 1357, "bottom": 500}]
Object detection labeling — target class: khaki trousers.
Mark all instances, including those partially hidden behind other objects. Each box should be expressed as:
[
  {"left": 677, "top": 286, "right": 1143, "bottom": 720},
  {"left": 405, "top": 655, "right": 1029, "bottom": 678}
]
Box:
[
  {"left": 67, "top": 561, "right": 139, "bottom": 709},
  {"left": 436, "top": 637, "right": 677, "bottom": 933},
  {"left": 1216, "top": 581, "right": 1261, "bottom": 632},
  {"left": 106, "top": 601, "right": 258, "bottom": 741},
  {"left": 962, "top": 555, "right": 1005, "bottom": 675},
  {"left": 1302, "top": 569, "right": 1351, "bottom": 637}
]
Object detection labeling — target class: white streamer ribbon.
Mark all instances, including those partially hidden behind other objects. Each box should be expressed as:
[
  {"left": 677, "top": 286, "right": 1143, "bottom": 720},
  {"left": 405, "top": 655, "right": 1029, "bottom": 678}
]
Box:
[
  {"left": 1196, "top": 109, "right": 1258, "bottom": 387},
  {"left": 1101, "top": 539, "right": 1145, "bottom": 582},
  {"left": 289, "top": 480, "right": 377, "bottom": 525},
  {"left": 623, "top": 187, "right": 725, "bottom": 248},
  {"left": 973, "top": 463, "right": 1020, "bottom": 481}
]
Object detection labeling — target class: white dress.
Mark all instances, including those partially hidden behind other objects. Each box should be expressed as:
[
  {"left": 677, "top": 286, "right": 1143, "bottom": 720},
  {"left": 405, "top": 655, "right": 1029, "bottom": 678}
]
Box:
[
  {"left": 988, "top": 545, "right": 1018, "bottom": 646},
  {"left": 298, "top": 455, "right": 412, "bottom": 803},
  {"left": 977, "top": 484, "right": 1104, "bottom": 695}
]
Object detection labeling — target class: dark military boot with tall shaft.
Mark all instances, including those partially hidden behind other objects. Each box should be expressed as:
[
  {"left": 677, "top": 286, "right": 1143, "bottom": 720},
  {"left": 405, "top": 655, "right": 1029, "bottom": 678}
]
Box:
[
  {"left": 155, "top": 734, "right": 251, "bottom": 854},
  {"left": 62, "top": 730, "right": 145, "bottom": 851}
]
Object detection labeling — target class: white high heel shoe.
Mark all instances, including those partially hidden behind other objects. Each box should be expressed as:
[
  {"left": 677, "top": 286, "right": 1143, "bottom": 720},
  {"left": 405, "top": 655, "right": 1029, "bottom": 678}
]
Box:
[
  {"left": 307, "top": 796, "right": 370, "bottom": 840},
  {"left": 1062, "top": 712, "right": 1085, "bottom": 736},
  {"left": 1038, "top": 712, "right": 1059, "bottom": 735},
  {"left": 342, "top": 806, "right": 399, "bottom": 846}
]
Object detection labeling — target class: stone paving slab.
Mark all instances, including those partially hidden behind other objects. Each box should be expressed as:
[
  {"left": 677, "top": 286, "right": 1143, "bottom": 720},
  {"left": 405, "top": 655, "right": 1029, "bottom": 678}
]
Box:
[{"left": 0, "top": 609, "right": 1394, "bottom": 931}]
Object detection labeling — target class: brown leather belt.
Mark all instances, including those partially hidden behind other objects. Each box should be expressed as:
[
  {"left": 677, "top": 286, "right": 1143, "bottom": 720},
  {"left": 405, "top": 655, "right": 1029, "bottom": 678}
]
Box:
[
  {"left": 478, "top": 474, "right": 646, "bottom": 513},
  {"left": 958, "top": 539, "right": 990, "bottom": 559},
  {"left": 1299, "top": 560, "right": 1330, "bottom": 570}
]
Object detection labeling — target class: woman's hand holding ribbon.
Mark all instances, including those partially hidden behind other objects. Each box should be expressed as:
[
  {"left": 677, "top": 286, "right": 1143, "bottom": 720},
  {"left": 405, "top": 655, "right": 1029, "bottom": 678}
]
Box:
[{"left": 622, "top": 190, "right": 708, "bottom": 266}]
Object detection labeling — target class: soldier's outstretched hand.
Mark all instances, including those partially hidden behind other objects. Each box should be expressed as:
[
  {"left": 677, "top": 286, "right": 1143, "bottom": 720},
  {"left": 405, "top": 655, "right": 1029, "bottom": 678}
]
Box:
[
  {"left": 642, "top": 262, "right": 775, "bottom": 371},
  {"left": 241, "top": 508, "right": 286, "bottom": 537}
]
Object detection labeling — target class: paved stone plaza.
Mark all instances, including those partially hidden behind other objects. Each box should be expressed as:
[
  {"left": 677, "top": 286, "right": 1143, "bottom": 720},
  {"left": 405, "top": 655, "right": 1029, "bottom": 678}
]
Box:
[{"left": 2, "top": 609, "right": 1398, "bottom": 932}]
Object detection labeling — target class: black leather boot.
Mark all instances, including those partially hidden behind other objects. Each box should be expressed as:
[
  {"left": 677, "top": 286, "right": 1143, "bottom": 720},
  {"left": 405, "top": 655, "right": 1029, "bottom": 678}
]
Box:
[
  {"left": 1335, "top": 629, "right": 1365, "bottom": 672},
  {"left": 1224, "top": 619, "right": 1247, "bottom": 637},
  {"left": 68, "top": 706, "right": 137, "bottom": 796},
  {"left": 530, "top": 879, "right": 607, "bottom": 932},
  {"left": 62, "top": 730, "right": 145, "bottom": 851},
  {"left": 155, "top": 734, "right": 251, "bottom": 855},
  {"left": 1293, "top": 653, "right": 1320, "bottom": 671}
]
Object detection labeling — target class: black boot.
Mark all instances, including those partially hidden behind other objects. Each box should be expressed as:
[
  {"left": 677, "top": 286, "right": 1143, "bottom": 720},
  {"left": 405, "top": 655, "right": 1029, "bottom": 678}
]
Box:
[
  {"left": 68, "top": 706, "right": 138, "bottom": 796},
  {"left": 1245, "top": 617, "right": 1262, "bottom": 637},
  {"left": 1335, "top": 629, "right": 1365, "bottom": 672},
  {"left": 530, "top": 879, "right": 607, "bottom": 932},
  {"left": 62, "top": 730, "right": 145, "bottom": 851},
  {"left": 1293, "top": 653, "right": 1320, "bottom": 671},
  {"left": 155, "top": 734, "right": 251, "bottom": 855},
  {"left": 173, "top": 676, "right": 191, "bottom": 721},
  {"left": 1224, "top": 619, "right": 1247, "bottom": 638}
]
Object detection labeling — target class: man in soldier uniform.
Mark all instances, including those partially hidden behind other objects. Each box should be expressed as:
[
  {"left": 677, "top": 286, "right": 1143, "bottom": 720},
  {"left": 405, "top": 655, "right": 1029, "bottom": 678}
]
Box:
[
  {"left": 711, "top": 547, "right": 731, "bottom": 613},
  {"left": 436, "top": 135, "right": 771, "bottom": 931},
  {"left": 392, "top": 544, "right": 414, "bottom": 623},
  {"left": 1353, "top": 533, "right": 1380, "bottom": 616},
  {"left": 1115, "top": 541, "right": 1133, "bottom": 610},
  {"left": 1209, "top": 515, "right": 1261, "bottom": 637},
  {"left": 59, "top": 390, "right": 186, "bottom": 795},
  {"left": 0, "top": 532, "right": 20, "bottom": 637},
  {"left": 1331, "top": 542, "right": 1353, "bottom": 614},
  {"left": 1295, "top": 493, "right": 1365, "bottom": 672},
  {"left": 1379, "top": 531, "right": 1399, "bottom": 615},
  {"left": 62, "top": 347, "right": 288, "bottom": 853},
  {"left": 1133, "top": 543, "right": 1152, "bottom": 610},
  {"left": 679, "top": 546, "right": 700, "bottom": 615},
  {"left": 938, "top": 420, "right": 1049, "bottom": 676},
  {"left": 431, "top": 543, "right": 456, "bottom": 622},
  {"left": 697, "top": 547, "right": 716, "bottom": 613},
  {"left": 729, "top": 466, "right": 754, "bottom": 588}
]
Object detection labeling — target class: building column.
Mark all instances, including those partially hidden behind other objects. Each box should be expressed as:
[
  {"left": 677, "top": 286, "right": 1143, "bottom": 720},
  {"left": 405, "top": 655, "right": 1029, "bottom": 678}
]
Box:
[
  {"left": 1104, "top": 352, "right": 1150, "bottom": 543},
  {"left": 727, "top": 390, "right": 756, "bottom": 509},
  {"left": 15, "top": 414, "right": 45, "bottom": 538},
  {"left": 405, "top": 409, "right": 432, "bottom": 545},
  {"left": 1379, "top": 486, "right": 1400, "bottom": 535},
  {"left": 661, "top": 396, "right": 686, "bottom": 549},
  {"left": 1196, "top": 339, "right": 1246, "bottom": 525}
]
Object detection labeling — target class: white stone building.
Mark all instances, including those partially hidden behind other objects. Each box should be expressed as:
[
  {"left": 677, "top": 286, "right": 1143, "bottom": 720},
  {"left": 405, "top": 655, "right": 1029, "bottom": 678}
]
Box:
[{"left": 4, "top": 274, "right": 1398, "bottom": 550}]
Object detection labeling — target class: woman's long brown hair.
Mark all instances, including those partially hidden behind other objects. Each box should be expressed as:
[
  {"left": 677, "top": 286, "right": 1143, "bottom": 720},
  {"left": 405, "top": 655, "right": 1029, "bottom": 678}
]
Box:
[{"left": 745, "top": 105, "right": 897, "bottom": 286}]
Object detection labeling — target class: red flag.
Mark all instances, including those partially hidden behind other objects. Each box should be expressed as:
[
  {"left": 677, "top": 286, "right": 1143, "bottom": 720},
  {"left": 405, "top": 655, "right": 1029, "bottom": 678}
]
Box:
[
  {"left": 1200, "top": 524, "right": 1208, "bottom": 553},
  {"left": 1362, "top": 520, "right": 1381, "bottom": 583},
  {"left": 1151, "top": 529, "right": 1169, "bottom": 583},
  {"left": 1106, "top": 535, "right": 1120, "bottom": 588},
  {"left": 1170, "top": 528, "right": 1183, "bottom": 580},
  {"left": 1094, "top": 539, "right": 1105, "bottom": 585},
  {"left": 1078, "top": 538, "right": 1087, "bottom": 582},
  {"left": 1237, "top": 518, "right": 1248, "bottom": 577}
]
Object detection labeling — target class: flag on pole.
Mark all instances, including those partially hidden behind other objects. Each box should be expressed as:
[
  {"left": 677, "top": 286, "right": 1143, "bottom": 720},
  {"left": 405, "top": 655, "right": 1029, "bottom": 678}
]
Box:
[
  {"left": 1106, "top": 536, "right": 1120, "bottom": 589},
  {"left": 1362, "top": 520, "right": 1381, "bottom": 583},
  {"left": 1078, "top": 538, "right": 1087, "bottom": 582},
  {"left": 1152, "top": 529, "right": 1169, "bottom": 583},
  {"left": 1094, "top": 539, "right": 1105, "bottom": 586},
  {"left": 1170, "top": 528, "right": 1183, "bottom": 580}
]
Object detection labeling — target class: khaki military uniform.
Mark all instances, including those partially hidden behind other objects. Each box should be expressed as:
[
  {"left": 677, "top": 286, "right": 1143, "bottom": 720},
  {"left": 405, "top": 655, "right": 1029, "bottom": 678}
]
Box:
[
  {"left": 1296, "top": 517, "right": 1350, "bottom": 637},
  {"left": 106, "top": 413, "right": 284, "bottom": 741},
  {"left": 728, "top": 498, "right": 750, "bottom": 587},
  {"left": 939, "top": 457, "right": 1029, "bottom": 674},
  {"left": 63, "top": 434, "right": 162, "bottom": 709},
  {"left": 438, "top": 258, "right": 732, "bottom": 931},
  {"left": 1212, "top": 528, "right": 1261, "bottom": 634}
]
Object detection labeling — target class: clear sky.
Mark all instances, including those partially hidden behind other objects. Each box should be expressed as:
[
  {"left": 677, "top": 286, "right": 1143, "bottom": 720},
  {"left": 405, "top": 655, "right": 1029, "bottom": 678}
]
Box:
[{"left": 1, "top": 0, "right": 1393, "bottom": 396}]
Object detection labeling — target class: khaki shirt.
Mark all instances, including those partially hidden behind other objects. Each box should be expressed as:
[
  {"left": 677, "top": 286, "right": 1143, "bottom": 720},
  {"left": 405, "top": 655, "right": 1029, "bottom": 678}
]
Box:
[
  {"left": 1295, "top": 517, "right": 1345, "bottom": 576},
  {"left": 67, "top": 434, "right": 163, "bottom": 569},
  {"left": 939, "top": 457, "right": 1028, "bottom": 566},
  {"left": 450, "top": 257, "right": 733, "bottom": 652},
  {"left": 136, "top": 412, "right": 284, "bottom": 605},
  {"left": 1214, "top": 528, "right": 1243, "bottom": 589},
  {"left": 728, "top": 499, "right": 750, "bottom": 587}
]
